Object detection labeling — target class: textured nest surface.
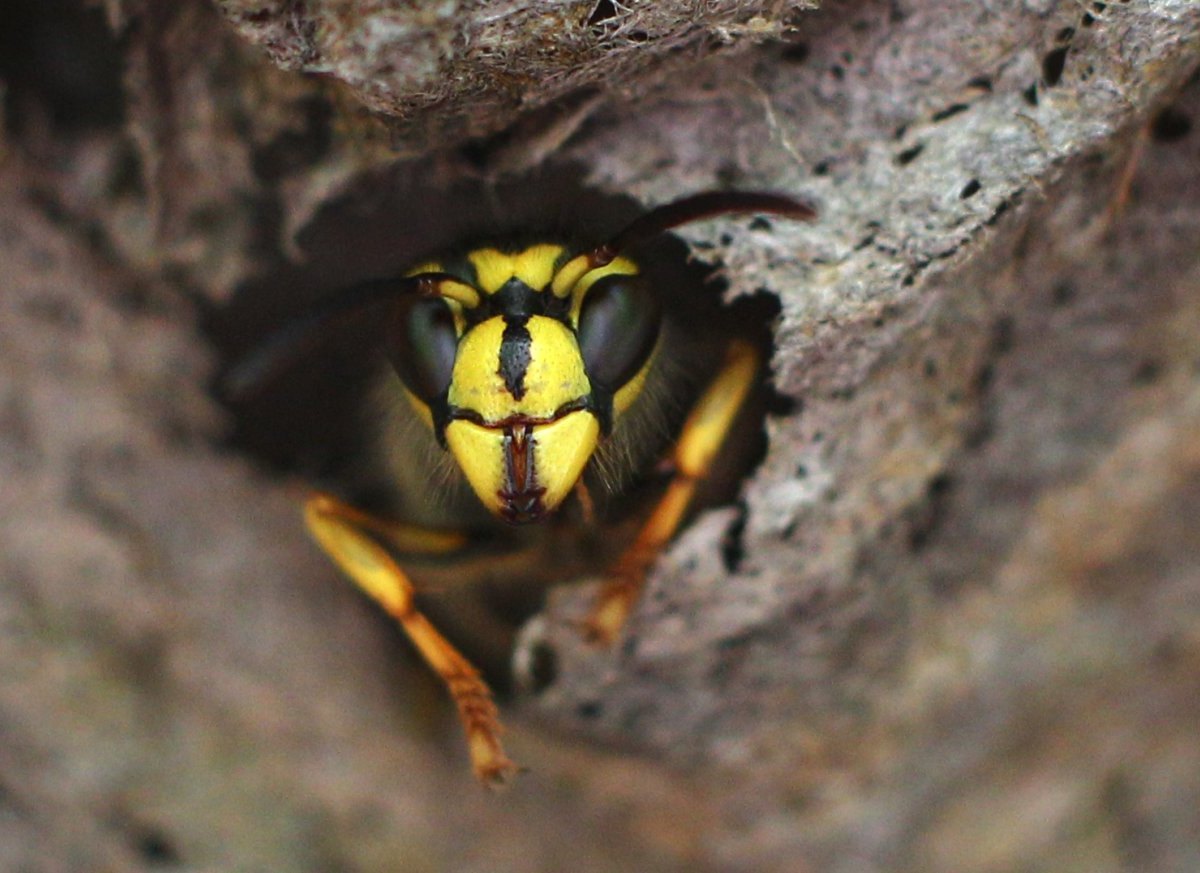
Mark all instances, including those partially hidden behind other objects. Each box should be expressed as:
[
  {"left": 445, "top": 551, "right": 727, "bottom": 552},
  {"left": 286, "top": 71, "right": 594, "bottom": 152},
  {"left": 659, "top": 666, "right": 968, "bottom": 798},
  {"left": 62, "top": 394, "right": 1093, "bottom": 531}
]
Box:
[
  {"left": 215, "top": 0, "right": 818, "bottom": 147},
  {"left": 2, "top": 0, "right": 1199, "bottom": 871}
]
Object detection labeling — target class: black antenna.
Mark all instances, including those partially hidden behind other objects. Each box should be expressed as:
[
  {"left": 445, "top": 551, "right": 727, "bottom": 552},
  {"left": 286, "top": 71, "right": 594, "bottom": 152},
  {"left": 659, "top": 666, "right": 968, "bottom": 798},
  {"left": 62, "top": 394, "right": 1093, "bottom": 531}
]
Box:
[
  {"left": 596, "top": 191, "right": 816, "bottom": 266},
  {"left": 223, "top": 273, "right": 458, "bottom": 400}
]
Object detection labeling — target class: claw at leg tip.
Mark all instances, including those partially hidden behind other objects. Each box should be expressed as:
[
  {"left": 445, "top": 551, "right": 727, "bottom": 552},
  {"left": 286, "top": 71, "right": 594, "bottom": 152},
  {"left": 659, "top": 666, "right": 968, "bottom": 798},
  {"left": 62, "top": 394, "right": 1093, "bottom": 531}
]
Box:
[
  {"left": 469, "top": 730, "right": 520, "bottom": 789},
  {"left": 581, "top": 593, "right": 629, "bottom": 646},
  {"left": 475, "top": 755, "right": 521, "bottom": 789}
]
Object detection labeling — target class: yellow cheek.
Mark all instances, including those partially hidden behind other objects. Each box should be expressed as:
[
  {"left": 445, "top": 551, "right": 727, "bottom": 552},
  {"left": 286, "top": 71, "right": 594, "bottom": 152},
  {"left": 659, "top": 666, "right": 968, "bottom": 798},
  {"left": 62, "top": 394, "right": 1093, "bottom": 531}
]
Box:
[
  {"left": 444, "top": 411, "right": 599, "bottom": 519},
  {"left": 612, "top": 341, "right": 657, "bottom": 416},
  {"left": 444, "top": 419, "right": 507, "bottom": 516},
  {"left": 532, "top": 411, "right": 600, "bottom": 511}
]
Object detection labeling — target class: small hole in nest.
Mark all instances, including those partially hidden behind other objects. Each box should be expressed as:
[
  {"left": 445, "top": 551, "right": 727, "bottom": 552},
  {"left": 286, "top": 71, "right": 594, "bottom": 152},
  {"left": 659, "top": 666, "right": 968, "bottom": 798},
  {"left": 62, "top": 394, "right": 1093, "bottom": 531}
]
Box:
[
  {"left": 587, "top": 0, "right": 618, "bottom": 29},
  {"left": 720, "top": 504, "right": 748, "bottom": 574},
  {"left": 1052, "top": 281, "right": 1076, "bottom": 307},
  {"left": 931, "top": 103, "right": 969, "bottom": 123},
  {"left": 781, "top": 42, "right": 809, "bottom": 64},
  {"left": 1132, "top": 359, "right": 1162, "bottom": 385},
  {"left": 132, "top": 826, "right": 181, "bottom": 867},
  {"left": 525, "top": 641, "right": 559, "bottom": 694},
  {"left": 1152, "top": 107, "right": 1191, "bottom": 142},
  {"left": 959, "top": 179, "right": 982, "bottom": 199},
  {"left": 908, "top": 473, "right": 954, "bottom": 552},
  {"left": 895, "top": 143, "right": 924, "bottom": 166},
  {"left": 1042, "top": 47, "right": 1068, "bottom": 87},
  {"left": 577, "top": 700, "right": 603, "bottom": 719}
]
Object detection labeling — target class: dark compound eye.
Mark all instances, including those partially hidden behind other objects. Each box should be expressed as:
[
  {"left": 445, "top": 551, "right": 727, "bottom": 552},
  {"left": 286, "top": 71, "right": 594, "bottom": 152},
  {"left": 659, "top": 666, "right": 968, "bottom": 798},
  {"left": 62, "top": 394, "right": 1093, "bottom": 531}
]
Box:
[
  {"left": 386, "top": 296, "right": 458, "bottom": 402},
  {"left": 576, "top": 273, "right": 661, "bottom": 392}
]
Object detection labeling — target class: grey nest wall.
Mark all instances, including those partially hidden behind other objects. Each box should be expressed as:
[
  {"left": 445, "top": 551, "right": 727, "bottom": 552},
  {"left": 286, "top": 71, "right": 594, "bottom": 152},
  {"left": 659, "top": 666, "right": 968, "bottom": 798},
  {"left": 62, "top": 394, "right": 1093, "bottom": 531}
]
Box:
[{"left": 1, "top": 1, "right": 1199, "bottom": 871}]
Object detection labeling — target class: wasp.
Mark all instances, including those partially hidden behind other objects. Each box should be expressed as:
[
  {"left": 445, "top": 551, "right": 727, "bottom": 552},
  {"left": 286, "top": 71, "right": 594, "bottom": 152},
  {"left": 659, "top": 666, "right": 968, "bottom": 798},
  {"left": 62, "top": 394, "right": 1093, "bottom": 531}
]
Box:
[{"left": 232, "top": 190, "right": 814, "bottom": 785}]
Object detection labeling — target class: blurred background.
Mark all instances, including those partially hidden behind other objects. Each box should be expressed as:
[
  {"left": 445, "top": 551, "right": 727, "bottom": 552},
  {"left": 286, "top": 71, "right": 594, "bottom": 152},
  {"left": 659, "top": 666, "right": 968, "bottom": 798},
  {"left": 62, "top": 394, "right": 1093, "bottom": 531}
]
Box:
[{"left": 1, "top": 1, "right": 1198, "bottom": 871}]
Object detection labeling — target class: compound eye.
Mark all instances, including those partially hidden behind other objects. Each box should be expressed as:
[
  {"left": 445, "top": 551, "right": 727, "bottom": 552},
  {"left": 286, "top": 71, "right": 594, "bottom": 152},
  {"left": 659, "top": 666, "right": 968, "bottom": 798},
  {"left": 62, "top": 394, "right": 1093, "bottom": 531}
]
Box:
[
  {"left": 386, "top": 296, "right": 459, "bottom": 403},
  {"left": 576, "top": 274, "right": 661, "bottom": 392}
]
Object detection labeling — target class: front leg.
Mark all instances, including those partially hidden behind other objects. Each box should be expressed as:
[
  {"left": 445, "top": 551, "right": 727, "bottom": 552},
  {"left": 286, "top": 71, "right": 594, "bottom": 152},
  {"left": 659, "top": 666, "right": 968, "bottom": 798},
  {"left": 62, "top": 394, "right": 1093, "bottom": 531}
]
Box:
[
  {"left": 304, "top": 493, "right": 518, "bottom": 786},
  {"left": 584, "top": 339, "right": 760, "bottom": 644}
]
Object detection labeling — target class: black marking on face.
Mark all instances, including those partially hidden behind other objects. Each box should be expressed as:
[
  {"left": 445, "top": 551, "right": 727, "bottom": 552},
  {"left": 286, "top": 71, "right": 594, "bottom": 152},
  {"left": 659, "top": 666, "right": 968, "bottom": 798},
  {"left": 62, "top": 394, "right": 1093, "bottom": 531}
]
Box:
[
  {"left": 471, "top": 276, "right": 571, "bottom": 325},
  {"left": 498, "top": 316, "right": 533, "bottom": 400},
  {"left": 493, "top": 278, "right": 539, "bottom": 317},
  {"left": 499, "top": 424, "right": 546, "bottom": 523}
]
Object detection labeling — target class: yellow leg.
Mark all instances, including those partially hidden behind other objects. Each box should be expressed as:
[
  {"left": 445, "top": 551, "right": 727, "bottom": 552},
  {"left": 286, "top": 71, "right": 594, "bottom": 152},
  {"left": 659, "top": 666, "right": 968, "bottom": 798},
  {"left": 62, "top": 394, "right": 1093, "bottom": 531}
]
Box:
[
  {"left": 315, "top": 498, "right": 468, "bottom": 556},
  {"left": 584, "top": 340, "right": 760, "bottom": 644},
  {"left": 304, "top": 493, "right": 518, "bottom": 786}
]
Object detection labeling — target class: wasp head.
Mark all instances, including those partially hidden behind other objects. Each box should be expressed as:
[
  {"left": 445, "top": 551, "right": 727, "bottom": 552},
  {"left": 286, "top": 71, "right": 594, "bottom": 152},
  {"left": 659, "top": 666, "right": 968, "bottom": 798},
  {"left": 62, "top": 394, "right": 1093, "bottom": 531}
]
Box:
[{"left": 386, "top": 245, "right": 660, "bottom": 523}]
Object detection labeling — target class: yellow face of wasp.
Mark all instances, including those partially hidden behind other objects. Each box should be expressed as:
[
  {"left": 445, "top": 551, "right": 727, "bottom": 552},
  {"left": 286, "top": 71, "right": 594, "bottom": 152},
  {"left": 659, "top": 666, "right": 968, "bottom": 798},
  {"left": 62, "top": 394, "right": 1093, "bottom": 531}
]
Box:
[
  {"left": 387, "top": 245, "right": 656, "bottom": 523},
  {"left": 445, "top": 314, "right": 598, "bottom": 521}
]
